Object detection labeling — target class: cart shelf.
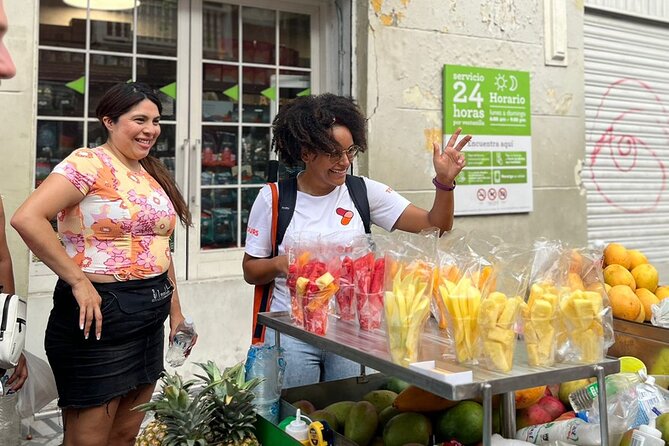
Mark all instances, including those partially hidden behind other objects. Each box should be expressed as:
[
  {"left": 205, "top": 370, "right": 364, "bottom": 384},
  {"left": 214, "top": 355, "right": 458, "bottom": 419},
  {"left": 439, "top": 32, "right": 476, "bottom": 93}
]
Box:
[{"left": 259, "top": 311, "right": 620, "bottom": 446}]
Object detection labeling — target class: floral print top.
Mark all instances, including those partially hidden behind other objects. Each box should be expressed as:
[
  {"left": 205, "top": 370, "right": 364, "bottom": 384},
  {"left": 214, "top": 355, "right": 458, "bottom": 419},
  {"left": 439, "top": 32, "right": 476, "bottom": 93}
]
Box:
[{"left": 52, "top": 147, "right": 176, "bottom": 279}]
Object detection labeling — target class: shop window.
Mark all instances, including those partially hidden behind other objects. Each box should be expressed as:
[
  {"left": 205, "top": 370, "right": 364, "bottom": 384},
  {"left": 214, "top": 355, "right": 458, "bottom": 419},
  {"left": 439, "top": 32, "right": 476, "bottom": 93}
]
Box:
[
  {"left": 34, "top": 0, "right": 180, "bottom": 274},
  {"left": 34, "top": 0, "right": 336, "bottom": 284},
  {"left": 199, "top": 3, "right": 312, "bottom": 251}
]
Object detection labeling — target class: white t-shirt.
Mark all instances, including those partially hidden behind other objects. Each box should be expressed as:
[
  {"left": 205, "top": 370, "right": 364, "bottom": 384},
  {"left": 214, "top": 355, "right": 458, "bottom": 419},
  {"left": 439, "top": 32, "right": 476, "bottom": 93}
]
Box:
[{"left": 245, "top": 176, "right": 411, "bottom": 311}]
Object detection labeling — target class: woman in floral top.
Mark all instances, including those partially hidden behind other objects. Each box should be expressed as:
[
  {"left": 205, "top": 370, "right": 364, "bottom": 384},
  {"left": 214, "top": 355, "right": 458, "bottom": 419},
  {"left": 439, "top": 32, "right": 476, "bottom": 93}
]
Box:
[{"left": 12, "top": 82, "right": 192, "bottom": 445}]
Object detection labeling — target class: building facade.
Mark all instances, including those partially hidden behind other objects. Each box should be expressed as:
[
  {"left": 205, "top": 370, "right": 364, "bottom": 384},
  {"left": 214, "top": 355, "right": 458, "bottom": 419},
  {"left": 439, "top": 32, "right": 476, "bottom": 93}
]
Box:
[{"left": 2, "top": 0, "right": 668, "bottom": 373}]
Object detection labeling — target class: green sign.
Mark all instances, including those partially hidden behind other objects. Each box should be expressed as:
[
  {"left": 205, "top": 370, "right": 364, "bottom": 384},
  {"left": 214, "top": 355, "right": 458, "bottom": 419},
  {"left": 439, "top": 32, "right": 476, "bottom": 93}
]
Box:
[
  {"left": 444, "top": 65, "right": 533, "bottom": 215},
  {"left": 443, "top": 65, "right": 531, "bottom": 136}
]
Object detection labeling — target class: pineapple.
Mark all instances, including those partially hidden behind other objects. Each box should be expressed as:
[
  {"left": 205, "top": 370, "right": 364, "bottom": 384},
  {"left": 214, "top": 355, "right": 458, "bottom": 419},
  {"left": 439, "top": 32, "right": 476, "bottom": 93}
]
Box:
[
  {"left": 197, "top": 361, "right": 263, "bottom": 446},
  {"left": 135, "top": 372, "right": 212, "bottom": 446},
  {"left": 135, "top": 361, "right": 264, "bottom": 446}
]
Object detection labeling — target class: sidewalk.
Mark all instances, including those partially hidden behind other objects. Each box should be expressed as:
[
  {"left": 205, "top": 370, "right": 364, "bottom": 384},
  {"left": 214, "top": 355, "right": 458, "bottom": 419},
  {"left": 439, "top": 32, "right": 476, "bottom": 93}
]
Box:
[
  {"left": 19, "top": 401, "right": 62, "bottom": 446},
  {"left": 20, "top": 417, "right": 63, "bottom": 445}
]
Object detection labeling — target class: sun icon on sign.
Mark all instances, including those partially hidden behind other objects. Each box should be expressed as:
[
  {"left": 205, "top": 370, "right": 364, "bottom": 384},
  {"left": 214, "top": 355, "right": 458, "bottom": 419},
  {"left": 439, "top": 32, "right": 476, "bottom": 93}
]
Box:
[{"left": 494, "top": 74, "right": 508, "bottom": 91}]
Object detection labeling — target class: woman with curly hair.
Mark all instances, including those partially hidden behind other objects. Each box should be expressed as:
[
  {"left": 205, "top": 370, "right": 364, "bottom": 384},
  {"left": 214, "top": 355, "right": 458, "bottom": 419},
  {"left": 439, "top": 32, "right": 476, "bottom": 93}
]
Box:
[{"left": 243, "top": 93, "right": 470, "bottom": 387}]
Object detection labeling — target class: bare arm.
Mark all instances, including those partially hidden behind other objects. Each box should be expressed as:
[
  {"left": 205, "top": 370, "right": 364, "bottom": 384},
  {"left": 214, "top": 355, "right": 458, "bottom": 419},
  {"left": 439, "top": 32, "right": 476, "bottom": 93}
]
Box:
[
  {"left": 11, "top": 174, "right": 103, "bottom": 340},
  {"left": 0, "top": 197, "right": 14, "bottom": 294},
  {"left": 166, "top": 259, "right": 198, "bottom": 353},
  {"left": 242, "top": 253, "right": 288, "bottom": 285},
  {"left": 393, "top": 128, "right": 470, "bottom": 234},
  {"left": 167, "top": 260, "right": 184, "bottom": 336}
]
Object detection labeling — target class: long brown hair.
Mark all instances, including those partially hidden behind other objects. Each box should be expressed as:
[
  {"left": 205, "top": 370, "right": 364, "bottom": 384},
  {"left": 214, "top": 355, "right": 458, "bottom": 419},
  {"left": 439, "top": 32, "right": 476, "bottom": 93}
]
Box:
[{"left": 96, "top": 82, "right": 192, "bottom": 226}]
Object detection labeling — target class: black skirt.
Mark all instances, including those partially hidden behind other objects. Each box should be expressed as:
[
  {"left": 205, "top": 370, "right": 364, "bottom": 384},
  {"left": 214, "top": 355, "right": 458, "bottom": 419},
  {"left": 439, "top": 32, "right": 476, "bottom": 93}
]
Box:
[{"left": 45, "top": 273, "right": 173, "bottom": 408}]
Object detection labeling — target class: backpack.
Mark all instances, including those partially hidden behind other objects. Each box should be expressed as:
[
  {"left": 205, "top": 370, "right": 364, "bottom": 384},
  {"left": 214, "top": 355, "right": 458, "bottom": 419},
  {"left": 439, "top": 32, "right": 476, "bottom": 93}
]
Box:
[
  {"left": 251, "top": 175, "right": 371, "bottom": 344},
  {"left": 0, "top": 293, "right": 27, "bottom": 369}
]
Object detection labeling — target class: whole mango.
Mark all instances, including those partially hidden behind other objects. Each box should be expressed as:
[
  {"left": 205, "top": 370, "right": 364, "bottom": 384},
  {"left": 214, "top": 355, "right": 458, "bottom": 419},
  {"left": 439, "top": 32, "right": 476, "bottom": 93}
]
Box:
[
  {"left": 383, "top": 412, "right": 431, "bottom": 446},
  {"left": 344, "top": 401, "right": 378, "bottom": 446},
  {"left": 363, "top": 389, "right": 397, "bottom": 413},
  {"left": 323, "top": 401, "right": 355, "bottom": 429}
]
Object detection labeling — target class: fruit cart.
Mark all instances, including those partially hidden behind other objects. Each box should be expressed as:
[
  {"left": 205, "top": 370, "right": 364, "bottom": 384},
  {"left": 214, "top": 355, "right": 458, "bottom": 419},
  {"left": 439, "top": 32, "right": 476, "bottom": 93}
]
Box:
[{"left": 259, "top": 311, "right": 621, "bottom": 446}]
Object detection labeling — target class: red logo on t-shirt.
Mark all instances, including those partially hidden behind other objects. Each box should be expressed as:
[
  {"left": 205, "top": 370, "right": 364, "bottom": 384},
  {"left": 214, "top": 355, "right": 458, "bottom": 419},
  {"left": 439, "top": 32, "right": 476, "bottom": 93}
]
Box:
[
  {"left": 246, "top": 227, "right": 259, "bottom": 237},
  {"left": 336, "top": 207, "right": 354, "bottom": 225}
]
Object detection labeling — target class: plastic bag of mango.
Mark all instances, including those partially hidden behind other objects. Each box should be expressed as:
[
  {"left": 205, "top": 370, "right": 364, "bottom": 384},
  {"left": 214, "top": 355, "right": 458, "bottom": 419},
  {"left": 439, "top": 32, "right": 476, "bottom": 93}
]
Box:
[
  {"left": 382, "top": 230, "right": 440, "bottom": 366},
  {"left": 522, "top": 240, "right": 568, "bottom": 367},
  {"left": 384, "top": 256, "right": 434, "bottom": 367},
  {"left": 555, "top": 247, "right": 614, "bottom": 365},
  {"left": 436, "top": 257, "right": 497, "bottom": 366},
  {"left": 475, "top": 247, "right": 532, "bottom": 372}
]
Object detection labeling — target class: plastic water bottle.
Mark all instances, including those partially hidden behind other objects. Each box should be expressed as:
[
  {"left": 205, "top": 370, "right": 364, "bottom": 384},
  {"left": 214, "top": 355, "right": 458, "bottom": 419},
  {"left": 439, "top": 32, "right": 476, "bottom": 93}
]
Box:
[
  {"left": 568, "top": 371, "right": 645, "bottom": 413},
  {"left": 633, "top": 374, "right": 668, "bottom": 427},
  {"left": 516, "top": 418, "right": 607, "bottom": 445},
  {"left": 245, "top": 344, "right": 286, "bottom": 424},
  {"left": 166, "top": 317, "right": 196, "bottom": 367},
  {"left": 254, "top": 398, "right": 280, "bottom": 424}
]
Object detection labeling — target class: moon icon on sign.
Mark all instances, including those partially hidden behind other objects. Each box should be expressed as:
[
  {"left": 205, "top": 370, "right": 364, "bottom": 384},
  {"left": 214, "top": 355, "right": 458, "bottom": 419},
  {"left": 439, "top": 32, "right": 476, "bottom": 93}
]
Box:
[{"left": 509, "top": 75, "right": 518, "bottom": 92}]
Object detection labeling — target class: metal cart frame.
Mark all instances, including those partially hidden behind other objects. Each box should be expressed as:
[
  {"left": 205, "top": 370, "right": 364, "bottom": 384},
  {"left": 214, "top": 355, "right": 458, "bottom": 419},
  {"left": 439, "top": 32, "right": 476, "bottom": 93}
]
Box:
[{"left": 259, "top": 312, "right": 620, "bottom": 446}]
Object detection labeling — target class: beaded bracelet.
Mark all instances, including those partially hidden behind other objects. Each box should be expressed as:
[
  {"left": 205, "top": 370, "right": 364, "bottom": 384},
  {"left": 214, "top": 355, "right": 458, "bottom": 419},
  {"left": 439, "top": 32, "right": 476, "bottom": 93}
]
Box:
[{"left": 432, "top": 177, "right": 456, "bottom": 191}]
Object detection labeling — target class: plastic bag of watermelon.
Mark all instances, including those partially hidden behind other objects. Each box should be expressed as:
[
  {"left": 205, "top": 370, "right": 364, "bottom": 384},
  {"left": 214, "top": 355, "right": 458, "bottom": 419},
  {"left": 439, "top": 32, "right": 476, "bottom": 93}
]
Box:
[
  {"left": 336, "top": 256, "right": 357, "bottom": 321},
  {"left": 286, "top": 232, "right": 341, "bottom": 334},
  {"left": 355, "top": 255, "right": 386, "bottom": 330},
  {"left": 335, "top": 236, "right": 370, "bottom": 322}
]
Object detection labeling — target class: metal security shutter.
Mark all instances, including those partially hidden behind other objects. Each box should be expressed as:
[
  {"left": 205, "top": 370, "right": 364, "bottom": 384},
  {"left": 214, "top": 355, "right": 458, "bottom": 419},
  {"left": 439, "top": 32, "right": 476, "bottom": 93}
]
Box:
[{"left": 583, "top": 10, "right": 669, "bottom": 268}]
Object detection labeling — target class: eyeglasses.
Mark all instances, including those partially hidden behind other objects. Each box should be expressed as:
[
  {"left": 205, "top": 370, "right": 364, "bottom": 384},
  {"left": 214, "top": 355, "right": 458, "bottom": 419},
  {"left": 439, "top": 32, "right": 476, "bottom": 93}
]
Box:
[{"left": 326, "top": 144, "right": 361, "bottom": 163}]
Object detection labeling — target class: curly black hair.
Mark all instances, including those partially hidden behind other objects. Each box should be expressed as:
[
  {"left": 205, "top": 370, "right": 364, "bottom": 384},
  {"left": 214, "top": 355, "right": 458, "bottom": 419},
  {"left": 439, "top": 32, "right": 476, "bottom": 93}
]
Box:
[{"left": 271, "top": 93, "right": 367, "bottom": 166}]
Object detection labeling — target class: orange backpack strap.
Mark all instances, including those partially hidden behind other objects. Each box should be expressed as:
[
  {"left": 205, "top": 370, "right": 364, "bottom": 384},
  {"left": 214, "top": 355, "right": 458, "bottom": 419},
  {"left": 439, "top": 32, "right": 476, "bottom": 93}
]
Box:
[{"left": 251, "top": 183, "right": 279, "bottom": 344}]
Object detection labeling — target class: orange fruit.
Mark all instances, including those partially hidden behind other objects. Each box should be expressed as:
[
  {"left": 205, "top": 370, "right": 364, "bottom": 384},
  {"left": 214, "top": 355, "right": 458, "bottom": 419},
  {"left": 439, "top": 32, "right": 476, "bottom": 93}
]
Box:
[
  {"left": 608, "top": 285, "right": 643, "bottom": 321},
  {"left": 656, "top": 286, "right": 669, "bottom": 300},
  {"left": 603, "top": 264, "right": 636, "bottom": 289},
  {"left": 631, "top": 264, "right": 658, "bottom": 292},
  {"left": 635, "top": 288, "right": 659, "bottom": 322},
  {"left": 604, "top": 243, "right": 631, "bottom": 269},
  {"left": 627, "top": 250, "right": 648, "bottom": 270}
]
